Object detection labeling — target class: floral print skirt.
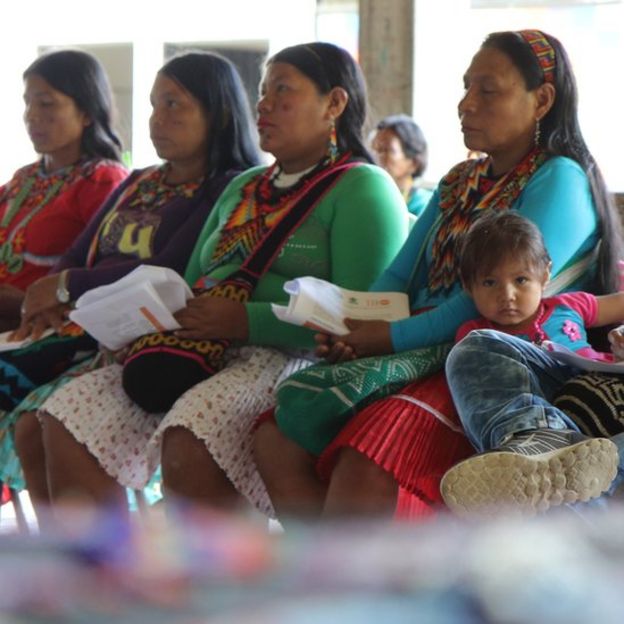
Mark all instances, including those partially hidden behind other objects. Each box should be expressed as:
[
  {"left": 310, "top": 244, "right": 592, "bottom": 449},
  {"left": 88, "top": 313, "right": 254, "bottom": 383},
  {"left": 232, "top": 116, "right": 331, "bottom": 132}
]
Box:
[{"left": 42, "top": 346, "right": 311, "bottom": 517}]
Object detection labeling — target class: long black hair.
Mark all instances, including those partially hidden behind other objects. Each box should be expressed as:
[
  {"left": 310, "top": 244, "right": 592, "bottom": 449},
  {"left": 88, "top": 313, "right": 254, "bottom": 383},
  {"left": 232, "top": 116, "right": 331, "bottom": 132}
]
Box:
[
  {"left": 24, "top": 49, "right": 123, "bottom": 163},
  {"left": 160, "top": 51, "right": 261, "bottom": 177},
  {"left": 483, "top": 31, "right": 622, "bottom": 295},
  {"left": 268, "top": 42, "right": 373, "bottom": 163}
]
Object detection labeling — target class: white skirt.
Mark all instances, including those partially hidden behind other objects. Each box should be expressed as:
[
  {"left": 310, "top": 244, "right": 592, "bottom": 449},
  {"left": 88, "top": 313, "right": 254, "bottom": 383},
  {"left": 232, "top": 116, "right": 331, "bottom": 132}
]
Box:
[{"left": 41, "top": 346, "right": 311, "bottom": 517}]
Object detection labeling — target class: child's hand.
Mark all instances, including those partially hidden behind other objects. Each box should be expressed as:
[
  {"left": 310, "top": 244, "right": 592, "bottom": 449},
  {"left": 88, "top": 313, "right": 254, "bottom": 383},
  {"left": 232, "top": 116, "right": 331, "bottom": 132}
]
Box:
[{"left": 608, "top": 325, "right": 624, "bottom": 361}]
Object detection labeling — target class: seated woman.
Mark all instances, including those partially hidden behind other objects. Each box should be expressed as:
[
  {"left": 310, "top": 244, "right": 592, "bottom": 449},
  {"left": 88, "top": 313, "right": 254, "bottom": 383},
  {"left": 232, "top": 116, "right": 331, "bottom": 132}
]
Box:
[
  {"left": 253, "top": 30, "right": 624, "bottom": 523},
  {"left": 6, "top": 51, "right": 260, "bottom": 521},
  {"left": 31, "top": 41, "right": 408, "bottom": 520},
  {"left": 0, "top": 49, "right": 127, "bottom": 332},
  {"left": 370, "top": 114, "right": 432, "bottom": 219}
]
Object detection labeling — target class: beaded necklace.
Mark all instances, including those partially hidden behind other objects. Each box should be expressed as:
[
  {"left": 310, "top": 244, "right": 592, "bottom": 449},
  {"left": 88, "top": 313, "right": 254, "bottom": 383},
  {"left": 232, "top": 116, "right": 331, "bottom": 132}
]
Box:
[{"left": 205, "top": 153, "right": 351, "bottom": 273}]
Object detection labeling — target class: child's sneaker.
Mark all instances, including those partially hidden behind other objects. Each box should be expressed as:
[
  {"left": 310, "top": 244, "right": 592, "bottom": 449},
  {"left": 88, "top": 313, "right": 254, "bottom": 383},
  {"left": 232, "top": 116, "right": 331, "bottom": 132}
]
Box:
[{"left": 440, "top": 429, "right": 618, "bottom": 517}]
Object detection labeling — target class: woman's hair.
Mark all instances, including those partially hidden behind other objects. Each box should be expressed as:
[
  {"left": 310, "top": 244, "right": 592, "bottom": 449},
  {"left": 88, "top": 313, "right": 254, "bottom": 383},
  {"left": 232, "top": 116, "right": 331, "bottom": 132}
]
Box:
[
  {"left": 160, "top": 51, "right": 261, "bottom": 177},
  {"left": 482, "top": 31, "right": 623, "bottom": 295},
  {"left": 24, "top": 49, "right": 123, "bottom": 163},
  {"left": 268, "top": 42, "right": 373, "bottom": 163},
  {"left": 376, "top": 114, "right": 428, "bottom": 177},
  {"left": 460, "top": 211, "right": 551, "bottom": 288}
]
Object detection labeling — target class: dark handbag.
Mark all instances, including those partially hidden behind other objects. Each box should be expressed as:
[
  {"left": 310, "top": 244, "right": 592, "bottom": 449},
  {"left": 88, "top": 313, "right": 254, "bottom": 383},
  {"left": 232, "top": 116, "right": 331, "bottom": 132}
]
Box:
[{"left": 121, "top": 161, "right": 357, "bottom": 413}]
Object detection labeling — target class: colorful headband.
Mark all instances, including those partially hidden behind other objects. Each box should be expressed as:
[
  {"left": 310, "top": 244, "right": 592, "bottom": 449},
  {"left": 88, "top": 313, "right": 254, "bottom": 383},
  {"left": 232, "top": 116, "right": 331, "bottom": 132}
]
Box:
[{"left": 518, "top": 30, "right": 556, "bottom": 84}]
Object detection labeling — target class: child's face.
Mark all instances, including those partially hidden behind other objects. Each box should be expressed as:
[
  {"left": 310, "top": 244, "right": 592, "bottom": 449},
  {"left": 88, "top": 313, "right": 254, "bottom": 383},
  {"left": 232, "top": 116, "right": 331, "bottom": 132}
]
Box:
[{"left": 467, "top": 257, "right": 549, "bottom": 331}]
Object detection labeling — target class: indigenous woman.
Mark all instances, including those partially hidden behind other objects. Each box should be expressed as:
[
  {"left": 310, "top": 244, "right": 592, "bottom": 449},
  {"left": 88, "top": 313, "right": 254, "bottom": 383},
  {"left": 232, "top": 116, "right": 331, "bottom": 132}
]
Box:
[
  {"left": 0, "top": 49, "right": 127, "bottom": 332},
  {"left": 8, "top": 51, "right": 260, "bottom": 521},
  {"left": 34, "top": 42, "right": 408, "bottom": 518},
  {"left": 371, "top": 113, "right": 432, "bottom": 219},
  {"left": 254, "top": 30, "right": 623, "bottom": 522}
]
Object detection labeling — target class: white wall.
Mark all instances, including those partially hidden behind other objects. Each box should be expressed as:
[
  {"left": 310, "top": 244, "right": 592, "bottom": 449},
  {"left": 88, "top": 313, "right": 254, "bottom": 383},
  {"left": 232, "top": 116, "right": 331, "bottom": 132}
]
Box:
[
  {"left": 412, "top": 0, "right": 624, "bottom": 191},
  {"left": 0, "top": 0, "right": 317, "bottom": 179}
]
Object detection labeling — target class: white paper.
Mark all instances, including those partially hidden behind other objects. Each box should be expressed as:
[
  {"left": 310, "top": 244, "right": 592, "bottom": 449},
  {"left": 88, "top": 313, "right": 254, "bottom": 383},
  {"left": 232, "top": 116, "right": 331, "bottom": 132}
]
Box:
[
  {"left": 272, "top": 276, "right": 410, "bottom": 335},
  {"left": 69, "top": 265, "right": 192, "bottom": 350},
  {"left": 542, "top": 340, "right": 624, "bottom": 374}
]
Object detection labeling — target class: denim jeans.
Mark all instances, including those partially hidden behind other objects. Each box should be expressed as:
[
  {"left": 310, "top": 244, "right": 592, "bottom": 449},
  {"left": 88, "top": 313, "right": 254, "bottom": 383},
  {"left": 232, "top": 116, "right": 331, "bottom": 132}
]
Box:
[
  {"left": 445, "top": 328, "right": 624, "bottom": 503},
  {"left": 446, "top": 329, "right": 583, "bottom": 451}
]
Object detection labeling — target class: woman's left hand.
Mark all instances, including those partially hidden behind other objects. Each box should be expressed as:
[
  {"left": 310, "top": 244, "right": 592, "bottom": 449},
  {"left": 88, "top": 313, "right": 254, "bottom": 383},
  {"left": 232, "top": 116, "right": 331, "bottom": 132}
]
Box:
[
  {"left": 173, "top": 295, "right": 249, "bottom": 341},
  {"left": 21, "top": 274, "right": 61, "bottom": 322},
  {"left": 315, "top": 319, "right": 393, "bottom": 362},
  {"left": 608, "top": 325, "right": 624, "bottom": 361},
  {"left": 10, "top": 304, "right": 68, "bottom": 341},
  {"left": 336, "top": 319, "right": 393, "bottom": 359}
]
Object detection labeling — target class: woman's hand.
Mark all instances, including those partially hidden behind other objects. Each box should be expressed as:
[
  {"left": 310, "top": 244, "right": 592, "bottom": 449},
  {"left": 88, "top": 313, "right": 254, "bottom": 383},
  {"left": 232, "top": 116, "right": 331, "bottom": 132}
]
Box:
[
  {"left": 608, "top": 325, "right": 624, "bottom": 361},
  {"left": 315, "top": 319, "right": 393, "bottom": 362},
  {"left": 21, "top": 274, "right": 62, "bottom": 323},
  {"left": 10, "top": 304, "right": 69, "bottom": 341},
  {"left": 173, "top": 295, "right": 249, "bottom": 341}
]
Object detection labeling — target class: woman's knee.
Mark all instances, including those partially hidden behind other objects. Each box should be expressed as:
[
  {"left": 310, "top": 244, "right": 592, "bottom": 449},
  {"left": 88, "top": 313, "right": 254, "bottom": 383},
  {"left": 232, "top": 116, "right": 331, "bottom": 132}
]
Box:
[
  {"left": 254, "top": 420, "right": 315, "bottom": 479},
  {"left": 446, "top": 329, "right": 512, "bottom": 377},
  {"left": 161, "top": 426, "right": 210, "bottom": 477}
]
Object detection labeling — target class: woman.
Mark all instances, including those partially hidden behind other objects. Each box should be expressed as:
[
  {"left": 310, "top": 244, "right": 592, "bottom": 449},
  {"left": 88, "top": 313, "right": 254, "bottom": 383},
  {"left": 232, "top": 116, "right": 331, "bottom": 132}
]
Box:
[
  {"left": 0, "top": 49, "right": 127, "bottom": 332},
  {"left": 34, "top": 42, "right": 407, "bottom": 517},
  {"left": 254, "top": 30, "right": 623, "bottom": 522},
  {"left": 7, "top": 51, "right": 260, "bottom": 519},
  {"left": 371, "top": 114, "right": 432, "bottom": 219}
]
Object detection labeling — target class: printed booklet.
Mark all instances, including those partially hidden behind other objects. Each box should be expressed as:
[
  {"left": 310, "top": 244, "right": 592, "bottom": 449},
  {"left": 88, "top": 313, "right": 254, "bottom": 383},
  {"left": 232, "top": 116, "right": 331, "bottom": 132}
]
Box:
[
  {"left": 271, "top": 276, "right": 410, "bottom": 335},
  {"left": 69, "top": 265, "right": 192, "bottom": 350}
]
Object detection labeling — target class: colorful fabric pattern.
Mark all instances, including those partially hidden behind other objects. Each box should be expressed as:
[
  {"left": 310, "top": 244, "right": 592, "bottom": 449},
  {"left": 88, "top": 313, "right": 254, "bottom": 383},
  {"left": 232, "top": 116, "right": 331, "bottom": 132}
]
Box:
[
  {"left": 519, "top": 30, "right": 556, "bottom": 84},
  {"left": 275, "top": 343, "right": 452, "bottom": 455},
  {"left": 428, "top": 148, "right": 548, "bottom": 294},
  {"left": 0, "top": 159, "right": 127, "bottom": 289}
]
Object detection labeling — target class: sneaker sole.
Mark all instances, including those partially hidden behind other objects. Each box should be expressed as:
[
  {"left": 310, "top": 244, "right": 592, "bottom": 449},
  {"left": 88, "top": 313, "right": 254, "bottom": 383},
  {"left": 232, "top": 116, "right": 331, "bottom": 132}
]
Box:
[{"left": 440, "top": 438, "right": 619, "bottom": 517}]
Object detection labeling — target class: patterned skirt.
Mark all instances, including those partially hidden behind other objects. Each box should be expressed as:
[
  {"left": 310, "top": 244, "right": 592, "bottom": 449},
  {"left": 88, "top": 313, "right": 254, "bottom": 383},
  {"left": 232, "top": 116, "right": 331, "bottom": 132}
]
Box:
[
  {"left": 317, "top": 371, "right": 475, "bottom": 515},
  {"left": 42, "top": 346, "right": 312, "bottom": 518}
]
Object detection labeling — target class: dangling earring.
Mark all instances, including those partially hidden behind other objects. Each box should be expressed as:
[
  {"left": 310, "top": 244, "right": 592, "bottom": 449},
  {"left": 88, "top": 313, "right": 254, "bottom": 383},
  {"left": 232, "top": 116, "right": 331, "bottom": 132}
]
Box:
[
  {"left": 327, "top": 119, "right": 339, "bottom": 163},
  {"left": 534, "top": 118, "right": 541, "bottom": 147}
]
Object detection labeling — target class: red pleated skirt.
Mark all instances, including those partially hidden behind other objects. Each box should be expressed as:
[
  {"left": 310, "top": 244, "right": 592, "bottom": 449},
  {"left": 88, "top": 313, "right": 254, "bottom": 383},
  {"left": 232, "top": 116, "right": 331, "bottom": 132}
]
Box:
[{"left": 317, "top": 370, "right": 475, "bottom": 517}]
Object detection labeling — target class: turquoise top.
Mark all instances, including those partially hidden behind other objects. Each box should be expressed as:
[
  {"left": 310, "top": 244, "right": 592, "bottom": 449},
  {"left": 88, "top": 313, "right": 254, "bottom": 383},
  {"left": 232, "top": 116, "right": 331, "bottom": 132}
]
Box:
[
  {"left": 185, "top": 163, "right": 409, "bottom": 350},
  {"left": 406, "top": 184, "right": 433, "bottom": 218},
  {"left": 372, "top": 156, "right": 599, "bottom": 352}
]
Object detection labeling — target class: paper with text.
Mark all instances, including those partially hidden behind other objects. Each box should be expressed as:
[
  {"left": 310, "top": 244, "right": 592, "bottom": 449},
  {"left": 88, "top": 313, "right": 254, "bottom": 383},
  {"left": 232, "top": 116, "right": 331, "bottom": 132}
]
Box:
[
  {"left": 272, "top": 276, "right": 410, "bottom": 335},
  {"left": 69, "top": 265, "right": 193, "bottom": 350}
]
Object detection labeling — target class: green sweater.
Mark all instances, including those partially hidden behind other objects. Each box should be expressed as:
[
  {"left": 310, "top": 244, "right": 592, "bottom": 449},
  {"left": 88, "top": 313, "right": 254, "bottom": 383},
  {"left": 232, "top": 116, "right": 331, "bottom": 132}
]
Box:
[{"left": 185, "top": 164, "right": 408, "bottom": 349}]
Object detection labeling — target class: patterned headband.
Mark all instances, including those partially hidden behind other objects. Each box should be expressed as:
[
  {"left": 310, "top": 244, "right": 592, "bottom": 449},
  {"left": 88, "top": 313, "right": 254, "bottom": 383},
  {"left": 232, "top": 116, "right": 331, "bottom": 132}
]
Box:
[{"left": 518, "top": 30, "right": 556, "bottom": 84}]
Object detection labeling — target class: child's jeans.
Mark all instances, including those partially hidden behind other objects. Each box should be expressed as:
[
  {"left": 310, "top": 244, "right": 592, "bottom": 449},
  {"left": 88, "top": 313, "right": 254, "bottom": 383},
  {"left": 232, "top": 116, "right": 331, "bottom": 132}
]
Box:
[{"left": 445, "top": 328, "right": 624, "bottom": 499}]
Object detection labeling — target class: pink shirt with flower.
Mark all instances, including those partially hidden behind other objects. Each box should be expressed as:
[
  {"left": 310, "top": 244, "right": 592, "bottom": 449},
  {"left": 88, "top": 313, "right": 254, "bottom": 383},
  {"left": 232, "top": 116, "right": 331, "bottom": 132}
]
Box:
[{"left": 456, "top": 291, "right": 613, "bottom": 362}]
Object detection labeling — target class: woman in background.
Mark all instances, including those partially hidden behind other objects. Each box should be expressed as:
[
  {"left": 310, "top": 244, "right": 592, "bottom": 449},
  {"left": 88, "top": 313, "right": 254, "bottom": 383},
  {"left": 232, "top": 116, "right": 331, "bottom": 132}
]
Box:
[{"left": 371, "top": 113, "right": 432, "bottom": 219}]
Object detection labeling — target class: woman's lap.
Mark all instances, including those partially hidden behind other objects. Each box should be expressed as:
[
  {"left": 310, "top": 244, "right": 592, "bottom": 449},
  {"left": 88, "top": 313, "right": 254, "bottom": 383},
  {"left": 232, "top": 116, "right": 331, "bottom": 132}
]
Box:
[
  {"left": 0, "top": 354, "right": 104, "bottom": 489},
  {"left": 42, "top": 346, "right": 305, "bottom": 516}
]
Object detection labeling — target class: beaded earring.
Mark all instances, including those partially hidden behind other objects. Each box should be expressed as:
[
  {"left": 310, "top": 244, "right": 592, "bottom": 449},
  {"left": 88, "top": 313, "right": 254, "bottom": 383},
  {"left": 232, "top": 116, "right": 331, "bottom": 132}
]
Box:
[
  {"left": 327, "top": 119, "right": 339, "bottom": 163},
  {"left": 534, "top": 118, "right": 541, "bottom": 147}
]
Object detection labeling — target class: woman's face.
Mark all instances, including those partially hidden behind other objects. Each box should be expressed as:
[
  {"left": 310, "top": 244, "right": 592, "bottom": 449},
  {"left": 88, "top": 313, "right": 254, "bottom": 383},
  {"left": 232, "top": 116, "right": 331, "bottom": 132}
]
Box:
[
  {"left": 371, "top": 128, "right": 418, "bottom": 186},
  {"left": 458, "top": 47, "right": 539, "bottom": 172},
  {"left": 23, "top": 74, "right": 89, "bottom": 170},
  {"left": 257, "top": 62, "right": 334, "bottom": 173},
  {"left": 149, "top": 73, "right": 210, "bottom": 168}
]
